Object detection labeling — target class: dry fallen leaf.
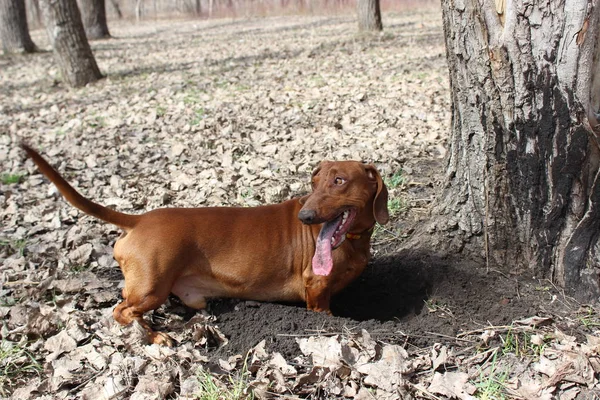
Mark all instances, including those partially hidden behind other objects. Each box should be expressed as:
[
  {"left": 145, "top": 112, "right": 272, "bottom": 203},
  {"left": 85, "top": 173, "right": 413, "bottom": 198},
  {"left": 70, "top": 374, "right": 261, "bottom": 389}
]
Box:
[
  {"left": 357, "top": 345, "right": 409, "bottom": 392},
  {"left": 268, "top": 352, "right": 297, "bottom": 376},
  {"left": 298, "top": 335, "right": 343, "bottom": 369},
  {"left": 130, "top": 375, "right": 175, "bottom": 400},
  {"left": 428, "top": 371, "right": 476, "bottom": 399},
  {"left": 431, "top": 343, "right": 450, "bottom": 370},
  {"left": 44, "top": 330, "right": 78, "bottom": 361},
  {"left": 514, "top": 376, "right": 554, "bottom": 400},
  {"left": 515, "top": 316, "right": 553, "bottom": 327}
]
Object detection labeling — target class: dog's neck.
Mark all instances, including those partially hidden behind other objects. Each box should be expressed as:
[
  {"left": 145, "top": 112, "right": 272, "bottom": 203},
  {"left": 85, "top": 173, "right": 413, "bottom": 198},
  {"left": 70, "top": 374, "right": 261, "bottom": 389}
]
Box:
[{"left": 346, "top": 223, "right": 376, "bottom": 240}]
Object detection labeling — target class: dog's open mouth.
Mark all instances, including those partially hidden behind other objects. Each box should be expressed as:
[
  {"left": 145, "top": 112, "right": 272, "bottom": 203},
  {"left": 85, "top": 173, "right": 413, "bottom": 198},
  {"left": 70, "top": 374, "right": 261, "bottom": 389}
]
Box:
[{"left": 312, "top": 208, "right": 357, "bottom": 276}]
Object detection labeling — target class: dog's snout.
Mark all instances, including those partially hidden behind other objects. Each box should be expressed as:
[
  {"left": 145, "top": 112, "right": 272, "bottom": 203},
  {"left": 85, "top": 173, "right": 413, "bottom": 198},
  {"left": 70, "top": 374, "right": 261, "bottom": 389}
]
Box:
[{"left": 298, "top": 209, "right": 317, "bottom": 224}]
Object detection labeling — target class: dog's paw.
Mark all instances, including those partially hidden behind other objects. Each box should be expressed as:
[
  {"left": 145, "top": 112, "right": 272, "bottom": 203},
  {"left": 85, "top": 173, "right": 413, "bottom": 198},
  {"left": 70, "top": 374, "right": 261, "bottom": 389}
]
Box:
[{"left": 150, "top": 331, "right": 174, "bottom": 347}]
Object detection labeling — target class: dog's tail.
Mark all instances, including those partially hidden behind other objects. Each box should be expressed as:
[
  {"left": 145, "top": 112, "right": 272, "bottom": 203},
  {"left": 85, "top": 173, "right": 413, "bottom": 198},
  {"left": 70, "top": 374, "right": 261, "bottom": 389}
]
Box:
[{"left": 21, "top": 143, "right": 140, "bottom": 230}]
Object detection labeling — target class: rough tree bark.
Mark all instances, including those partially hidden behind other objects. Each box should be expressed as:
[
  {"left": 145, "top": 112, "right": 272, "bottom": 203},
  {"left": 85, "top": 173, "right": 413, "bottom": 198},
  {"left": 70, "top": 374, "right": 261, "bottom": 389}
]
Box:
[
  {"left": 422, "top": 0, "right": 600, "bottom": 300},
  {"left": 0, "top": 0, "right": 37, "bottom": 53},
  {"left": 78, "top": 0, "right": 110, "bottom": 39},
  {"left": 40, "top": 0, "right": 103, "bottom": 87},
  {"left": 357, "top": 0, "right": 382, "bottom": 32}
]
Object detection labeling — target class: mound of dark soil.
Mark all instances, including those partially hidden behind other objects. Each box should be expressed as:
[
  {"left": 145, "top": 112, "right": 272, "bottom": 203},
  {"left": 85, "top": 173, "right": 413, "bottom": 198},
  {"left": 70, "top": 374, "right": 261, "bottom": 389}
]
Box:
[{"left": 204, "top": 250, "right": 544, "bottom": 359}]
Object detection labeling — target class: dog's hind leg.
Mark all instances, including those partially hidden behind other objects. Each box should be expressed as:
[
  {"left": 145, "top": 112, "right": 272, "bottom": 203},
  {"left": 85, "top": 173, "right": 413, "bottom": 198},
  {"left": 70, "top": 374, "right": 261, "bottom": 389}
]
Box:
[
  {"left": 113, "top": 268, "right": 175, "bottom": 346},
  {"left": 113, "top": 291, "right": 173, "bottom": 346}
]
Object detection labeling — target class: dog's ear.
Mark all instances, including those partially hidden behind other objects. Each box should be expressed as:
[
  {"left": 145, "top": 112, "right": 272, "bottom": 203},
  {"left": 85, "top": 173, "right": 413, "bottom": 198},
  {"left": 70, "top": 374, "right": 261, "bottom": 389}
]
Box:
[
  {"left": 299, "top": 164, "right": 324, "bottom": 206},
  {"left": 311, "top": 163, "right": 323, "bottom": 178},
  {"left": 298, "top": 195, "right": 310, "bottom": 205},
  {"left": 364, "top": 164, "right": 389, "bottom": 225}
]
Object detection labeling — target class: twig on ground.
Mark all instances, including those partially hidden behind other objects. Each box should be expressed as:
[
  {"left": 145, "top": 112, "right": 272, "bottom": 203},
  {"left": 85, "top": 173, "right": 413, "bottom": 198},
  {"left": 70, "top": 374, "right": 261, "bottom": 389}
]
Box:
[
  {"left": 409, "top": 383, "right": 444, "bottom": 400},
  {"left": 424, "top": 331, "right": 475, "bottom": 343},
  {"left": 457, "top": 325, "right": 514, "bottom": 338}
]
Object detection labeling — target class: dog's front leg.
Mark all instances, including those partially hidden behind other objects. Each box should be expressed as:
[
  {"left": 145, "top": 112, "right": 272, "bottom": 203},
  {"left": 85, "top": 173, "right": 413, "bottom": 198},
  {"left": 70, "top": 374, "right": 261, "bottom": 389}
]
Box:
[{"left": 304, "top": 275, "right": 332, "bottom": 314}]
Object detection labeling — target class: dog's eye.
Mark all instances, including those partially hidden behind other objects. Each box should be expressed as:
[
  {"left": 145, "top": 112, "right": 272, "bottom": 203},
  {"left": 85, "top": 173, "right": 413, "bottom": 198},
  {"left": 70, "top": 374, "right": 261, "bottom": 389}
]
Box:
[{"left": 334, "top": 177, "right": 346, "bottom": 185}]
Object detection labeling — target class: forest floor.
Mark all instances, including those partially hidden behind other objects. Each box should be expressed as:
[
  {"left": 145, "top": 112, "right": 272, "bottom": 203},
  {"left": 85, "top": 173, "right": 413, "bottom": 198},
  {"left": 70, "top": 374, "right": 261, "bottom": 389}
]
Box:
[{"left": 2, "top": 6, "right": 600, "bottom": 400}]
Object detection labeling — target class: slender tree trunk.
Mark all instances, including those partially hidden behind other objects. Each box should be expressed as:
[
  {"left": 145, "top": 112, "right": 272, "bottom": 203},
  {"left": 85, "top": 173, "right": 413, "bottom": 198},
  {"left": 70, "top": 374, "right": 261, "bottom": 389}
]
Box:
[
  {"left": 29, "top": 0, "right": 42, "bottom": 27},
  {"left": 194, "top": 0, "right": 200, "bottom": 15},
  {"left": 416, "top": 0, "right": 600, "bottom": 300},
  {"left": 0, "top": 0, "right": 37, "bottom": 53},
  {"left": 78, "top": 0, "right": 110, "bottom": 39},
  {"left": 40, "top": 0, "right": 103, "bottom": 87},
  {"left": 135, "top": 0, "right": 142, "bottom": 20},
  {"left": 108, "top": 0, "right": 121, "bottom": 18},
  {"left": 357, "top": 0, "right": 382, "bottom": 32}
]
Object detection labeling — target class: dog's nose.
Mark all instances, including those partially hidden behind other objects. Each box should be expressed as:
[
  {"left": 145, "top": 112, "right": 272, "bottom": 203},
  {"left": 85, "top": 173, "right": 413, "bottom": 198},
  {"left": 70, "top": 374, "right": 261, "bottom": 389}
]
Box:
[{"left": 298, "top": 209, "right": 317, "bottom": 224}]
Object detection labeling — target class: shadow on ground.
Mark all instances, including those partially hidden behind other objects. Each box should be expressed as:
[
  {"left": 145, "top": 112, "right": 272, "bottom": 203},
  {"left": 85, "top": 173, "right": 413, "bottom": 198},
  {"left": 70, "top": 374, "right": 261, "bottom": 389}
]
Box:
[{"left": 191, "top": 250, "right": 541, "bottom": 358}]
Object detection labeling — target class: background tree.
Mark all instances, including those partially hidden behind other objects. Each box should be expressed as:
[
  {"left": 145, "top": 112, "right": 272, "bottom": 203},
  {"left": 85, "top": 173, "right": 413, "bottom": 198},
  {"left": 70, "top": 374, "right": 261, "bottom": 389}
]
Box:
[
  {"left": 27, "top": 0, "right": 43, "bottom": 28},
  {"left": 415, "top": 0, "right": 600, "bottom": 300},
  {"left": 135, "top": 0, "right": 142, "bottom": 20},
  {"left": 357, "top": 0, "right": 382, "bottom": 32},
  {"left": 108, "top": 0, "right": 122, "bottom": 18},
  {"left": 78, "top": 0, "right": 111, "bottom": 39},
  {"left": 0, "top": 0, "right": 37, "bottom": 53},
  {"left": 40, "top": 0, "right": 103, "bottom": 87}
]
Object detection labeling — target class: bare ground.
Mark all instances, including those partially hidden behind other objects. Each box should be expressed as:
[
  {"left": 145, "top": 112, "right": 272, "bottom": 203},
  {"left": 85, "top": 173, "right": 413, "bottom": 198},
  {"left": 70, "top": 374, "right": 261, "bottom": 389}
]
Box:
[{"left": 2, "top": 7, "right": 600, "bottom": 399}]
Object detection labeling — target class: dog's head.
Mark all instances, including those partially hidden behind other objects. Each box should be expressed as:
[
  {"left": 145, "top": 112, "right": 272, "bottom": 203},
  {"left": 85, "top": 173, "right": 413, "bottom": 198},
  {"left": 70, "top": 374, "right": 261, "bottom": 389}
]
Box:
[
  {"left": 300, "top": 162, "right": 386, "bottom": 240},
  {"left": 298, "top": 161, "right": 388, "bottom": 275},
  {"left": 299, "top": 160, "right": 389, "bottom": 227}
]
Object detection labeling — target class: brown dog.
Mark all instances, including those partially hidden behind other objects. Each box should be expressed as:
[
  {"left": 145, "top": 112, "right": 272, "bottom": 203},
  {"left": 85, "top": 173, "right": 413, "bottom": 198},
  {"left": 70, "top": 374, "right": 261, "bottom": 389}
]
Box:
[{"left": 22, "top": 144, "right": 389, "bottom": 345}]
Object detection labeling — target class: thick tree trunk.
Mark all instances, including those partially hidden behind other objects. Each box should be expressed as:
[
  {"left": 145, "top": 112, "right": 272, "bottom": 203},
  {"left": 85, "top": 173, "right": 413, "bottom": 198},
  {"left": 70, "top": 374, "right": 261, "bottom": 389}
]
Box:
[
  {"left": 357, "top": 0, "right": 382, "bottom": 32},
  {"left": 78, "top": 0, "right": 110, "bottom": 39},
  {"left": 0, "top": 0, "right": 37, "bottom": 53},
  {"left": 40, "top": 0, "right": 103, "bottom": 87},
  {"left": 422, "top": 0, "right": 600, "bottom": 300}
]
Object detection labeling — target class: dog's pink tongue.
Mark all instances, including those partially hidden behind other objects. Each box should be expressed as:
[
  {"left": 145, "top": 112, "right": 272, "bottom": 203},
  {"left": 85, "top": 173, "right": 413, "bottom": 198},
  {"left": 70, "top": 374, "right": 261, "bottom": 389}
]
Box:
[{"left": 312, "top": 218, "right": 340, "bottom": 276}]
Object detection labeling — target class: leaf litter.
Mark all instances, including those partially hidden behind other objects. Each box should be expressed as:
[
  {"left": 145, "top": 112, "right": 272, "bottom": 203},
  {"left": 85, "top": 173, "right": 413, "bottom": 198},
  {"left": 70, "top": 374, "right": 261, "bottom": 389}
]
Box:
[{"left": 1, "top": 6, "right": 599, "bottom": 399}]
